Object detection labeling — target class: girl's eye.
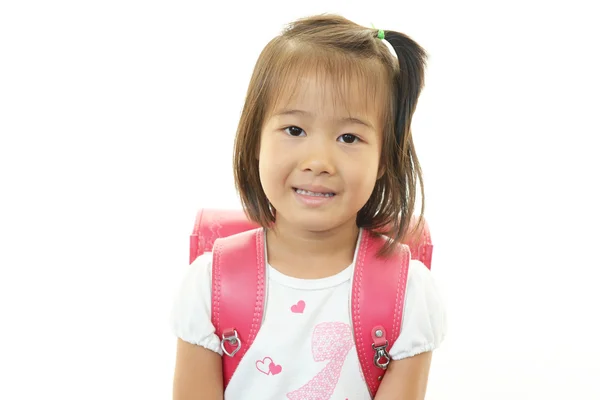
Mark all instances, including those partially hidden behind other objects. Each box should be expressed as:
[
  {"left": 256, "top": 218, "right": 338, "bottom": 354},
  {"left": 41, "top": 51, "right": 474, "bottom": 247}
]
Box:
[
  {"left": 284, "top": 126, "right": 305, "bottom": 137},
  {"left": 338, "top": 133, "right": 359, "bottom": 144}
]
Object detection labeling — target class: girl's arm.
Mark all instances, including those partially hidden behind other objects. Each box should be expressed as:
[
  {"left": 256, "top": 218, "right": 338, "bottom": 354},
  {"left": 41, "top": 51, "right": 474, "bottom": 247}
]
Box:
[
  {"left": 374, "top": 351, "right": 433, "bottom": 400},
  {"left": 172, "top": 338, "right": 223, "bottom": 400}
]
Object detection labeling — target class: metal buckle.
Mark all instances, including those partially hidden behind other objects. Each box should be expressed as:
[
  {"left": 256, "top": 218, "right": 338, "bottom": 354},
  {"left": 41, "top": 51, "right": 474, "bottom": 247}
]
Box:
[
  {"left": 372, "top": 341, "right": 391, "bottom": 369},
  {"left": 220, "top": 330, "right": 242, "bottom": 357}
]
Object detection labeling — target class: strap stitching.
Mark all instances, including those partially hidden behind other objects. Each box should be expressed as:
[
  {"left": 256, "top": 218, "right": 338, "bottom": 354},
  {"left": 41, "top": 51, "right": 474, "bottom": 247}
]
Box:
[
  {"left": 212, "top": 240, "right": 222, "bottom": 335},
  {"left": 355, "top": 232, "right": 375, "bottom": 393}
]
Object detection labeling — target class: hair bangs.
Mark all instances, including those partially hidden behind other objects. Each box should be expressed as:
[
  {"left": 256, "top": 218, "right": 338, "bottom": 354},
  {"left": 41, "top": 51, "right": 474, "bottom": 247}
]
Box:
[{"left": 263, "top": 44, "right": 391, "bottom": 125}]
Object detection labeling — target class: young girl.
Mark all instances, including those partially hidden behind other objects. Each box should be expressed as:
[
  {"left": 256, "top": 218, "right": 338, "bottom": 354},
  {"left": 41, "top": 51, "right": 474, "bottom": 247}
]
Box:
[{"left": 171, "top": 14, "right": 446, "bottom": 400}]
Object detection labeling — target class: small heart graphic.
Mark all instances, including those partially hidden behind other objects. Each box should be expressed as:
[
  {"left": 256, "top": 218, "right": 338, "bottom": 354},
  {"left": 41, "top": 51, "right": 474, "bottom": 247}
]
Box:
[
  {"left": 256, "top": 357, "right": 273, "bottom": 375},
  {"left": 269, "top": 361, "right": 282, "bottom": 375},
  {"left": 291, "top": 300, "right": 305, "bottom": 313}
]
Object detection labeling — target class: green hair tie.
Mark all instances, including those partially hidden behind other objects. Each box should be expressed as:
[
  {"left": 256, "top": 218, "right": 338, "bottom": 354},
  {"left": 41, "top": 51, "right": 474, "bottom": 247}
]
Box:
[{"left": 370, "top": 24, "right": 385, "bottom": 40}]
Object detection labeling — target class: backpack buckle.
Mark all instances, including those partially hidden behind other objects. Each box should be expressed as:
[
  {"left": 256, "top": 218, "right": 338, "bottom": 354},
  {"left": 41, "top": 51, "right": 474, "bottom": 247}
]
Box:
[
  {"left": 220, "top": 329, "right": 242, "bottom": 357},
  {"left": 372, "top": 342, "right": 391, "bottom": 369},
  {"left": 371, "top": 326, "right": 391, "bottom": 370}
]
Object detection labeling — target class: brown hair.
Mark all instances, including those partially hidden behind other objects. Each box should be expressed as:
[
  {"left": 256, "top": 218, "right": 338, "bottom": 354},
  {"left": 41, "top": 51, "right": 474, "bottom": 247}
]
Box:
[{"left": 233, "top": 14, "right": 428, "bottom": 256}]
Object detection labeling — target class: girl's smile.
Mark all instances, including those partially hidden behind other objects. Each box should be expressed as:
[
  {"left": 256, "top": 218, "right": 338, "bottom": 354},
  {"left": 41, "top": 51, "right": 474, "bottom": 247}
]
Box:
[{"left": 293, "top": 185, "right": 337, "bottom": 207}]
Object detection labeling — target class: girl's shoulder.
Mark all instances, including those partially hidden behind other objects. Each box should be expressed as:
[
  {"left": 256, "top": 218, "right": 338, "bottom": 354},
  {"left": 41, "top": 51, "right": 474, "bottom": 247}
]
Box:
[
  {"left": 171, "top": 252, "right": 222, "bottom": 354},
  {"left": 173, "top": 252, "right": 213, "bottom": 306},
  {"left": 405, "top": 259, "right": 446, "bottom": 323},
  {"left": 406, "top": 258, "right": 438, "bottom": 292},
  {"left": 184, "top": 252, "right": 213, "bottom": 281},
  {"left": 389, "top": 259, "right": 447, "bottom": 360}
]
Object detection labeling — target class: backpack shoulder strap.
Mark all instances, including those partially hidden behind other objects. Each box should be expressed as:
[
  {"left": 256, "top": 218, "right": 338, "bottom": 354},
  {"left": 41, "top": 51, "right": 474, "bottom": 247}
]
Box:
[
  {"left": 210, "top": 227, "right": 266, "bottom": 389},
  {"left": 352, "top": 229, "right": 411, "bottom": 397}
]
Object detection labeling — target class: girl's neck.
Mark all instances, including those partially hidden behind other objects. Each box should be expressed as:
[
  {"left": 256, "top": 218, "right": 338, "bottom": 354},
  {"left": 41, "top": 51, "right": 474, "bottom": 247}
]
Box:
[{"left": 265, "top": 217, "right": 360, "bottom": 279}]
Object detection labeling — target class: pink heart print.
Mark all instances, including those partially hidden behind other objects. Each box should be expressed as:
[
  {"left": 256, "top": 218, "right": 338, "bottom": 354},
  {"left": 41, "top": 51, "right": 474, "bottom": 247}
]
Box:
[
  {"left": 256, "top": 357, "right": 282, "bottom": 375},
  {"left": 269, "top": 362, "right": 283, "bottom": 375},
  {"left": 291, "top": 300, "right": 305, "bottom": 313}
]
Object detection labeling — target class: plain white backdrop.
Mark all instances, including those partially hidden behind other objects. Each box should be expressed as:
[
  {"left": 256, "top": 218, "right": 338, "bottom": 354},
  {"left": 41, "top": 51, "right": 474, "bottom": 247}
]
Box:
[{"left": 1, "top": 0, "right": 599, "bottom": 398}]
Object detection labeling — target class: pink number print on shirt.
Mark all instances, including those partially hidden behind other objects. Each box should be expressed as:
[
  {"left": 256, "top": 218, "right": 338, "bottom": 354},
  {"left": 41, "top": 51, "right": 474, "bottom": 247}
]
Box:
[
  {"left": 256, "top": 356, "right": 283, "bottom": 376},
  {"left": 291, "top": 300, "right": 305, "bottom": 313},
  {"left": 286, "top": 322, "right": 354, "bottom": 400}
]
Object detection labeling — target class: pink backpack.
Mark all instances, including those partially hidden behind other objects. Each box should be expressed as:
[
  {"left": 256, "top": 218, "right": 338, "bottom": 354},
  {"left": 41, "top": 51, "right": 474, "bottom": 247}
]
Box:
[{"left": 189, "top": 208, "right": 433, "bottom": 397}]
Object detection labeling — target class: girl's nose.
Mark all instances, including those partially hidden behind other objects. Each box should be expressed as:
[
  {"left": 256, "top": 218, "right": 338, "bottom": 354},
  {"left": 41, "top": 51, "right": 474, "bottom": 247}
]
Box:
[{"left": 299, "top": 141, "right": 336, "bottom": 176}]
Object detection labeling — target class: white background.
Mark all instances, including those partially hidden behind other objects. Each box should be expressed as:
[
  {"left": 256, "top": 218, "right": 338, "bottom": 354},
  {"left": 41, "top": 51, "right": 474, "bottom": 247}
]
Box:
[{"left": 1, "top": 0, "right": 599, "bottom": 398}]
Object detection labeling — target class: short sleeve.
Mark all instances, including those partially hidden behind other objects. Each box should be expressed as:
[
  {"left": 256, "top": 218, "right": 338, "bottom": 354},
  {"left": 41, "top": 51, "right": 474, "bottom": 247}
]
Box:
[
  {"left": 389, "top": 259, "right": 447, "bottom": 360},
  {"left": 170, "top": 253, "right": 223, "bottom": 355}
]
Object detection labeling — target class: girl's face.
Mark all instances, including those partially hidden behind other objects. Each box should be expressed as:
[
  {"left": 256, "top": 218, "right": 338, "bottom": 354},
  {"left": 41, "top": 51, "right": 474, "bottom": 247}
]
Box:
[{"left": 258, "top": 73, "right": 385, "bottom": 233}]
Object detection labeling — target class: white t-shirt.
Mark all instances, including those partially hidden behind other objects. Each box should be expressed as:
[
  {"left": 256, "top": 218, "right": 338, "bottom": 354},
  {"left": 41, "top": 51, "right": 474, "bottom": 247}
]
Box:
[{"left": 171, "top": 230, "right": 447, "bottom": 399}]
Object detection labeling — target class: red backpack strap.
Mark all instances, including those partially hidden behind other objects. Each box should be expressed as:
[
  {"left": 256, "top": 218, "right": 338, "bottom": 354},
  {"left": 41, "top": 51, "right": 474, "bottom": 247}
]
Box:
[
  {"left": 210, "top": 228, "right": 266, "bottom": 388},
  {"left": 352, "top": 229, "right": 411, "bottom": 397}
]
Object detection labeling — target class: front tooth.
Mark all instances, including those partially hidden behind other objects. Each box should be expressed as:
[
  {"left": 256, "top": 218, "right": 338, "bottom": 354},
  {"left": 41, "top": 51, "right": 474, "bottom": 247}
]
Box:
[{"left": 296, "top": 189, "right": 333, "bottom": 197}]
